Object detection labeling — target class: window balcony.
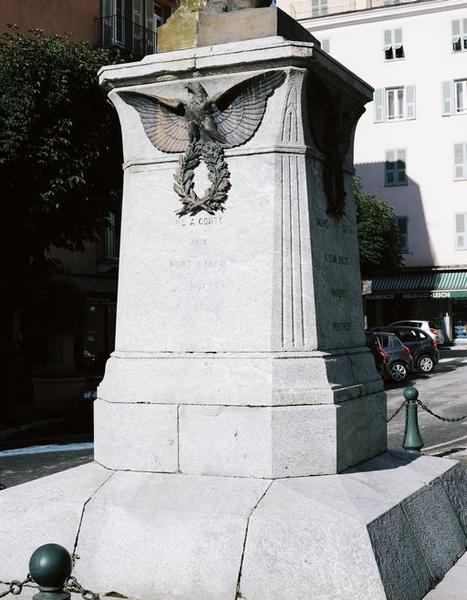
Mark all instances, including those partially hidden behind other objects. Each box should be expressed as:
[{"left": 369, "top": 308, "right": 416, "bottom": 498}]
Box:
[{"left": 98, "top": 14, "right": 156, "bottom": 58}]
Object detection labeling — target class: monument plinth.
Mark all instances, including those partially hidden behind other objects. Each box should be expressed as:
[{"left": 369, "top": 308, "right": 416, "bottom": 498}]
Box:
[
  {"left": 95, "top": 36, "right": 386, "bottom": 478},
  {"left": 1, "top": 12, "right": 467, "bottom": 600}
]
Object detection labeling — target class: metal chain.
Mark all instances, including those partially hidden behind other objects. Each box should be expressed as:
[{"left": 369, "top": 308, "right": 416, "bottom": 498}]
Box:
[
  {"left": 0, "top": 576, "right": 32, "bottom": 598},
  {"left": 387, "top": 399, "right": 408, "bottom": 423},
  {"left": 416, "top": 399, "right": 467, "bottom": 423},
  {"left": 65, "top": 576, "right": 99, "bottom": 600}
]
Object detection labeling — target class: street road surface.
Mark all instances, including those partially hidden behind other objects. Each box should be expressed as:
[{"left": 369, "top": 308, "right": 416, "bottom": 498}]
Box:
[{"left": 0, "top": 443, "right": 93, "bottom": 488}]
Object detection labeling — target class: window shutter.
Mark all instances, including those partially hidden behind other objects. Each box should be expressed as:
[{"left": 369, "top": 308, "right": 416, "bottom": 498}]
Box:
[
  {"left": 394, "top": 28, "right": 403, "bottom": 48},
  {"left": 102, "top": 0, "right": 113, "bottom": 16},
  {"left": 321, "top": 39, "right": 330, "bottom": 53},
  {"left": 374, "top": 88, "right": 384, "bottom": 122},
  {"left": 442, "top": 81, "right": 453, "bottom": 116},
  {"left": 145, "top": 0, "right": 154, "bottom": 30},
  {"left": 405, "top": 85, "right": 416, "bottom": 119},
  {"left": 456, "top": 214, "right": 466, "bottom": 249},
  {"left": 384, "top": 29, "right": 392, "bottom": 49},
  {"left": 145, "top": 0, "right": 155, "bottom": 53},
  {"left": 397, "top": 149, "right": 406, "bottom": 183},
  {"left": 385, "top": 149, "right": 395, "bottom": 184},
  {"left": 454, "top": 143, "right": 465, "bottom": 179}
]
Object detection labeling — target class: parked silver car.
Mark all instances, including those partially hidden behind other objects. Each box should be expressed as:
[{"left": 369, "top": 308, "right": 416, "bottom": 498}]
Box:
[{"left": 389, "top": 319, "right": 445, "bottom": 345}]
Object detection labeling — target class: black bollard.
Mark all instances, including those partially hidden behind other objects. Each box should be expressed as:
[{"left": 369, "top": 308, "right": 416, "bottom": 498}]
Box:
[{"left": 29, "top": 544, "right": 72, "bottom": 600}]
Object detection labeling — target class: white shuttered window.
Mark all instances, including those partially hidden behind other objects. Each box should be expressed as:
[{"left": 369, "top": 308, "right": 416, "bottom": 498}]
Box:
[
  {"left": 442, "top": 80, "right": 467, "bottom": 115},
  {"left": 456, "top": 214, "right": 467, "bottom": 250},
  {"left": 385, "top": 149, "right": 407, "bottom": 186},
  {"left": 375, "top": 86, "right": 416, "bottom": 122},
  {"left": 384, "top": 29, "right": 404, "bottom": 60},
  {"left": 452, "top": 19, "right": 467, "bottom": 52},
  {"left": 311, "top": 0, "right": 328, "bottom": 16},
  {"left": 454, "top": 143, "right": 467, "bottom": 180}
]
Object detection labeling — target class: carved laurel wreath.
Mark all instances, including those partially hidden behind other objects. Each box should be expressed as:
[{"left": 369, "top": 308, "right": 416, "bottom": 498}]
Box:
[{"left": 173, "top": 140, "right": 231, "bottom": 217}]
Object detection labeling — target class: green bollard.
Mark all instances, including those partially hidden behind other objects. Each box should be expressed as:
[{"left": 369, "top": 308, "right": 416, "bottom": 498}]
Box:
[
  {"left": 402, "top": 386, "right": 424, "bottom": 454},
  {"left": 29, "top": 544, "right": 72, "bottom": 600}
]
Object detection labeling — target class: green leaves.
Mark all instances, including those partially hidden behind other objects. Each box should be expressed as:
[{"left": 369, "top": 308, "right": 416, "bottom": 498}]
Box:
[
  {"left": 354, "top": 176, "right": 403, "bottom": 277},
  {"left": 0, "top": 28, "right": 122, "bottom": 303}
]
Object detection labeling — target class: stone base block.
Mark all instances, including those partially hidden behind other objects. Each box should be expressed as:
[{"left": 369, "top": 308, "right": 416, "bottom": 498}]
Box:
[
  {"left": 94, "top": 392, "right": 387, "bottom": 476},
  {"left": 1, "top": 453, "right": 467, "bottom": 600},
  {"left": 94, "top": 400, "right": 178, "bottom": 472},
  {"left": 98, "top": 349, "right": 383, "bottom": 407}
]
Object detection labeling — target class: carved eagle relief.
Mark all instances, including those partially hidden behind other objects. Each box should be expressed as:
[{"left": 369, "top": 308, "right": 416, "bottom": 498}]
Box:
[{"left": 118, "top": 70, "right": 285, "bottom": 216}]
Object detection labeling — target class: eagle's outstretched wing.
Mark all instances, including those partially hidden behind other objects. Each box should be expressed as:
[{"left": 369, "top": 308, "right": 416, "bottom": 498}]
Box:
[
  {"left": 212, "top": 71, "right": 286, "bottom": 148},
  {"left": 118, "top": 91, "right": 190, "bottom": 153}
]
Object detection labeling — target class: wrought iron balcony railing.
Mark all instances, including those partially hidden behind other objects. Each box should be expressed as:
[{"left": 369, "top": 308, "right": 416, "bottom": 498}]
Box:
[{"left": 98, "top": 14, "right": 156, "bottom": 57}]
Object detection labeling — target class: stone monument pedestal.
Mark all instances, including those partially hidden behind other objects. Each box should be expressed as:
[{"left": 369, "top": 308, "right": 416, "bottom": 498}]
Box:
[
  {"left": 94, "top": 36, "right": 386, "bottom": 479},
  {"left": 1, "top": 35, "right": 466, "bottom": 600}
]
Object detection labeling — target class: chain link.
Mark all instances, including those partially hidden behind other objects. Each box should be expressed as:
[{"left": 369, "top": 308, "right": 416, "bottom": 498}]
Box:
[
  {"left": 387, "top": 399, "right": 408, "bottom": 423},
  {"left": 0, "top": 576, "right": 32, "bottom": 599},
  {"left": 416, "top": 399, "right": 467, "bottom": 423},
  {"left": 65, "top": 576, "right": 99, "bottom": 600}
]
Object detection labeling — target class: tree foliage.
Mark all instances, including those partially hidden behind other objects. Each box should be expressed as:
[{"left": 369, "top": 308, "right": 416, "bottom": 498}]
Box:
[
  {"left": 353, "top": 177, "right": 403, "bottom": 277},
  {"left": 0, "top": 27, "right": 122, "bottom": 304}
]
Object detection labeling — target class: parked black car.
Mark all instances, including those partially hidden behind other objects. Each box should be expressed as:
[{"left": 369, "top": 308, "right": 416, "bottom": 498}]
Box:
[
  {"left": 371, "top": 326, "right": 439, "bottom": 374},
  {"left": 365, "top": 331, "right": 413, "bottom": 382}
]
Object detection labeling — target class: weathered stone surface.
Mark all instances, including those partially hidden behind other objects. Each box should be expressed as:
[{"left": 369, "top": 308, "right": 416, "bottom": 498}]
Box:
[
  {"left": 94, "top": 400, "right": 178, "bottom": 472},
  {"left": 74, "top": 471, "right": 269, "bottom": 600},
  {"left": 0, "top": 463, "right": 111, "bottom": 578},
  {"left": 402, "top": 479, "right": 466, "bottom": 581},
  {"left": 238, "top": 455, "right": 464, "bottom": 600},
  {"left": 440, "top": 461, "right": 467, "bottom": 534},
  {"left": 179, "top": 394, "right": 386, "bottom": 477},
  {"left": 157, "top": 5, "right": 317, "bottom": 53},
  {"left": 98, "top": 349, "right": 383, "bottom": 407}
]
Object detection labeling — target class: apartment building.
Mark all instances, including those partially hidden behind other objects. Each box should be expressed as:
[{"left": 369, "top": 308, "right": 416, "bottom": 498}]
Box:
[{"left": 278, "top": 0, "right": 467, "bottom": 341}]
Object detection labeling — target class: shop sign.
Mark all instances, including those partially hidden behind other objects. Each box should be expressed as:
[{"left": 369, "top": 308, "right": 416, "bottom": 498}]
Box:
[
  {"left": 402, "top": 291, "right": 467, "bottom": 299},
  {"left": 369, "top": 290, "right": 467, "bottom": 300},
  {"left": 367, "top": 294, "right": 394, "bottom": 300}
]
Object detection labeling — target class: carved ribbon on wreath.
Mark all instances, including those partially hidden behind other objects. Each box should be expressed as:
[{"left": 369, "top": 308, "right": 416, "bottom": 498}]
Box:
[{"left": 118, "top": 71, "right": 285, "bottom": 217}]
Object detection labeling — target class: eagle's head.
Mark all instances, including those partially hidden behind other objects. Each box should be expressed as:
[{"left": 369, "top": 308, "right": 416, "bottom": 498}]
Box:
[{"left": 185, "top": 82, "right": 208, "bottom": 99}]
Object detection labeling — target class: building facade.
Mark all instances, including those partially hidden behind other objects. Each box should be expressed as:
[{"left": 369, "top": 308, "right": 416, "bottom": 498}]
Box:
[{"left": 278, "top": 0, "right": 467, "bottom": 341}]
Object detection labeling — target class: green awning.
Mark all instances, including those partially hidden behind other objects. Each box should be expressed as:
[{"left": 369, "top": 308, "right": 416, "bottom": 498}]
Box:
[{"left": 369, "top": 271, "right": 467, "bottom": 299}]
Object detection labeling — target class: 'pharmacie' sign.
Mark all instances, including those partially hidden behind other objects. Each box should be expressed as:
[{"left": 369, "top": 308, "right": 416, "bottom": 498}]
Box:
[{"left": 368, "top": 290, "right": 467, "bottom": 300}]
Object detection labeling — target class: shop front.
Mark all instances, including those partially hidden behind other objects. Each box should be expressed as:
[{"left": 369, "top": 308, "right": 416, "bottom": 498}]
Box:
[{"left": 365, "top": 271, "right": 467, "bottom": 343}]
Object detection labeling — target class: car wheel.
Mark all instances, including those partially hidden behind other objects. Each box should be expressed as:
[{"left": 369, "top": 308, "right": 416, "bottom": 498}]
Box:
[
  {"left": 417, "top": 354, "right": 434, "bottom": 373},
  {"left": 390, "top": 361, "right": 408, "bottom": 382}
]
